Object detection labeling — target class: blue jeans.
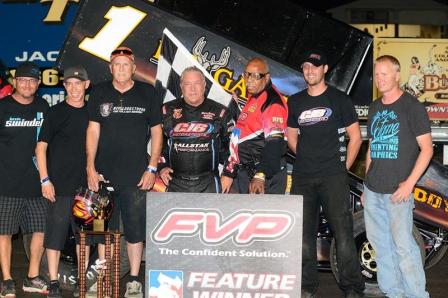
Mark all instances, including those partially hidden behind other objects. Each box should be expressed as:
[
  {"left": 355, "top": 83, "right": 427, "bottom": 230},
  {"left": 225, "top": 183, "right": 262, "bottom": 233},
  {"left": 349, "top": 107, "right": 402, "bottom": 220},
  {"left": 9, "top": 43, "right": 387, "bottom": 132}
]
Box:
[{"left": 364, "top": 186, "right": 429, "bottom": 298}]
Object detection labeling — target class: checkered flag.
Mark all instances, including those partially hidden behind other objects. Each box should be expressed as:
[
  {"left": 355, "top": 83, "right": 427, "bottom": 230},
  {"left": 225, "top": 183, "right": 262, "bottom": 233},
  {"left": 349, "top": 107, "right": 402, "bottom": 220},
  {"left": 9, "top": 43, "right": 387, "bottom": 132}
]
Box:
[{"left": 155, "top": 28, "right": 232, "bottom": 107}]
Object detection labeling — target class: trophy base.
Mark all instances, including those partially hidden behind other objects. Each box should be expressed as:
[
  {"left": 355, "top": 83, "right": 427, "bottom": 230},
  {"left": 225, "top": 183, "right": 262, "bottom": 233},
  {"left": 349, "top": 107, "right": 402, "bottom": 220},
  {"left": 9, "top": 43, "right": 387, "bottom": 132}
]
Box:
[{"left": 93, "top": 219, "right": 105, "bottom": 232}]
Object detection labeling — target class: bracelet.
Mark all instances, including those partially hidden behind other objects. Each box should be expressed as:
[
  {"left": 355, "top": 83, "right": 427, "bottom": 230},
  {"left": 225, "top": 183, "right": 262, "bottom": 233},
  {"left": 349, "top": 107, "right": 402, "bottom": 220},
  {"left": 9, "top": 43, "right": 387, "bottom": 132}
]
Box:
[
  {"left": 253, "top": 172, "right": 266, "bottom": 181},
  {"left": 146, "top": 166, "right": 157, "bottom": 174},
  {"left": 40, "top": 177, "right": 50, "bottom": 185}
]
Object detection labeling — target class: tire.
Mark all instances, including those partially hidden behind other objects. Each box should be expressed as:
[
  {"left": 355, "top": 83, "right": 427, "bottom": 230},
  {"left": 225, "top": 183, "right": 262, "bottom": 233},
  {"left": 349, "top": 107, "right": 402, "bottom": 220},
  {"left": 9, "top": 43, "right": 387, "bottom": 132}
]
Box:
[
  {"left": 329, "top": 211, "right": 425, "bottom": 297},
  {"left": 22, "top": 232, "right": 130, "bottom": 290},
  {"left": 417, "top": 223, "right": 448, "bottom": 269},
  {"left": 424, "top": 244, "right": 448, "bottom": 269}
]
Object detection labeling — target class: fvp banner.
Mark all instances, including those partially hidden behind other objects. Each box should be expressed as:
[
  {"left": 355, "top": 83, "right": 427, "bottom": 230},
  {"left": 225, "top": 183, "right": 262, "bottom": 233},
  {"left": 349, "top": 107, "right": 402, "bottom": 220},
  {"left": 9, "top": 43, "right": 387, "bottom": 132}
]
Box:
[{"left": 146, "top": 193, "right": 302, "bottom": 298}]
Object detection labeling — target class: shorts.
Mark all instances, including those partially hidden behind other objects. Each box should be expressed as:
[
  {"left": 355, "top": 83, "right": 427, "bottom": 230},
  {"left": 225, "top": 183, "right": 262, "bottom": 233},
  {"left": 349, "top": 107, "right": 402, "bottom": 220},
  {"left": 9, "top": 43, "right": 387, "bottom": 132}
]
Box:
[
  {"left": 0, "top": 196, "right": 48, "bottom": 235},
  {"left": 44, "top": 196, "right": 102, "bottom": 251},
  {"left": 109, "top": 186, "right": 146, "bottom": 244}
]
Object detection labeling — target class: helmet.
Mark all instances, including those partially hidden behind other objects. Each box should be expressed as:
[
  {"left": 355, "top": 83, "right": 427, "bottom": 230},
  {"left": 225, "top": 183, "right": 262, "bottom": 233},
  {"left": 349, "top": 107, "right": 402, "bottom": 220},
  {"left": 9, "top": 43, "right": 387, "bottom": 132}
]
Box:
[{"left": 72, "top": 183, "right": 114, "bottom": 230}]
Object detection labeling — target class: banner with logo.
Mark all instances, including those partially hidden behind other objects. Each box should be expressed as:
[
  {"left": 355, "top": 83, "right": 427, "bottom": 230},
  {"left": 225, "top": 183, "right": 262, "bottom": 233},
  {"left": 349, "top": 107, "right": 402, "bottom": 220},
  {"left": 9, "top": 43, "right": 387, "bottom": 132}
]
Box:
[
  {"left": 56, "top": 0, "right": 371, "bottom": 109},
  {"left": 374, "top": 38, "right": 448, "bottom": 120},
  {"left": 146, "top": 193, "right": 302, "bottom": 298},
  {"left": 0, "top": 0, "right": 79, "bottom": 104}
]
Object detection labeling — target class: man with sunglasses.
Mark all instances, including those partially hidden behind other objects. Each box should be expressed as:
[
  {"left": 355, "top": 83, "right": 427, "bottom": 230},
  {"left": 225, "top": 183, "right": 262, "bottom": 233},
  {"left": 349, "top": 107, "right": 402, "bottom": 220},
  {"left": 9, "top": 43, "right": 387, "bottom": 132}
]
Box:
[
  {"left": 86, "top": 46, "right": 163, "bottom": 298},
  {"left": 0, "top": 62, "right": 50, "bottom": 296},
  {"left": 286, "top": 50, "right": 364, "bottom": 298},
  {"left": 221, "top": 57, "right": 288, "bottom": 194}
]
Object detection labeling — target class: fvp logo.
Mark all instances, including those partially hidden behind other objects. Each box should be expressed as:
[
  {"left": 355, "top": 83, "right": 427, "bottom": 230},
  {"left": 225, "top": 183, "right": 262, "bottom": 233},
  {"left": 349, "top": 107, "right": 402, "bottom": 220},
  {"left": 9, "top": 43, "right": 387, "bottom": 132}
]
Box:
[
  {"left": 151, "top": 209, "right": 294, "bottom": 246},
  {"left": 148, "top": 270, "right": 183, "bottom": 298}
]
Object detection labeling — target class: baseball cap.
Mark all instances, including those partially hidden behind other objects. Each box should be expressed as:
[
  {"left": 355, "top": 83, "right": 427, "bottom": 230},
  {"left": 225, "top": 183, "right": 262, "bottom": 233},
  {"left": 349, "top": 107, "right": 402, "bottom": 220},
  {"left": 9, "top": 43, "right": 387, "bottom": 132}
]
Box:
[
  {"left": 301, "top": 49, "right": 328, "bottom": 67},
  {"left": 110, "top": 46, "right": 135, "bottom": 62},
  {"left": 15, "top": 62, "right": 40, "bottom": 79},
  {"left": 64, "top": 66, "right": 89, "bottom": 81}
]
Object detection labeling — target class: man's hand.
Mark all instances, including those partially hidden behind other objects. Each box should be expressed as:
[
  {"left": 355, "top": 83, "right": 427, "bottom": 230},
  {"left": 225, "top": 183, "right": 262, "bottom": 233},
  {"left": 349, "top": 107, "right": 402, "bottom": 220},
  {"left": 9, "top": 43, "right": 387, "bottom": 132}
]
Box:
[
  {"left": 391, "top": 180, "right": 414, "bottom": 204},
  {"left": 138, "top": 171, "right": 156, "bottom": 191},
  {"left": 249, "top": 177, "right": 265, "bottom": 194},
  {"left": 221, "top": 176, "right": 233, "bottom": 193},
  {"left": 360, "top": 192, "right": 365, "bottom": 207},
  {"left": 42, "top": 182, "right": 56, "bottom": 202},
  {"left": 160, "top": 167, "right": 173, "bottom": 186},
  {"left": 87, "top": 167, "right": 101, "bottom": 192}
]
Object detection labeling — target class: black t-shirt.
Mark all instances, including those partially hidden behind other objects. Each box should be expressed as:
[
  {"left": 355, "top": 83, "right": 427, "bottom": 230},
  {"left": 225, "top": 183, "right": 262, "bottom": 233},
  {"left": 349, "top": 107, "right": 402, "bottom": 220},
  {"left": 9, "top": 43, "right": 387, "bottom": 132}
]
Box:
[
  {"left": 88, "top": 81, "right": 162, "bottom": 186},
  {"left": 38, "top": 101, "right": 88, "bottom": 196},
  {"left": 287, "top": 86, "right": 358, "bottom": 178},
  {"left": 0, "top": 95, "right": 49, "bottom": 197},
  {"left": 366, "top": 92, "right": 431, "bottom": 193}
]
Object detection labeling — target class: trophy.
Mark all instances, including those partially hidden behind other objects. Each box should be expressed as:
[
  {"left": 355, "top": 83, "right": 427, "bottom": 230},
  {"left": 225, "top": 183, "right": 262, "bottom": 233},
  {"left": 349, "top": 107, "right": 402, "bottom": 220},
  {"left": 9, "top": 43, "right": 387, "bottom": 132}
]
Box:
[{"left": 73, "top": 182, "right": 114, "bottom": 232}]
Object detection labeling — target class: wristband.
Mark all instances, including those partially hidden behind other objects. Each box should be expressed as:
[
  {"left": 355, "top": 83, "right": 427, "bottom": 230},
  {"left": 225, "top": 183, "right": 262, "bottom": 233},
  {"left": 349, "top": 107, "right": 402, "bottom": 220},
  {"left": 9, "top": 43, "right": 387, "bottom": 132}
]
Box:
[
  {"left": 40, "top": 177, "right": 50, "bottom": 185},
  {"left": 146, "top": 166, "right": 157, "bottom": 174},
  {"left": 253, "top": 172, "right": 266, "bottom": 181}
]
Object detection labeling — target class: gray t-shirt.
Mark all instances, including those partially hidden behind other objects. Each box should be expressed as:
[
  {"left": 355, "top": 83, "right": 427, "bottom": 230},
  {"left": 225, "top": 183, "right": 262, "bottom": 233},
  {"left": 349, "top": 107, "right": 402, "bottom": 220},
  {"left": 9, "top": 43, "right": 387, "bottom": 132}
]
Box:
[{"left": 365, "top": 92, "right": 430, "bottom": 194}]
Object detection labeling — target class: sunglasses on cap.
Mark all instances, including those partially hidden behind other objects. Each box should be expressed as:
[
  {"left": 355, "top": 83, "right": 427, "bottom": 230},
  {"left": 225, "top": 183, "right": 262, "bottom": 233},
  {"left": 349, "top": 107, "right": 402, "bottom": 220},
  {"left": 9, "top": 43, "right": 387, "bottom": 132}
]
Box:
[
  {"left": 243, "top": 71, "right": 269, "bottom": 80},
  {"left": 111, "top": 49, "right": 133, "bottom": 56}
]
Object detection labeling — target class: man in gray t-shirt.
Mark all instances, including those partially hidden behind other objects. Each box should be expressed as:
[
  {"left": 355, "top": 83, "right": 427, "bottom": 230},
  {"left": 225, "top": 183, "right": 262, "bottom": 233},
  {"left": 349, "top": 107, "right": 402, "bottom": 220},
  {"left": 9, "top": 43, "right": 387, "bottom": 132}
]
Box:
[{"left": 364, "top": 55, "right": 432, "bottom": 298}]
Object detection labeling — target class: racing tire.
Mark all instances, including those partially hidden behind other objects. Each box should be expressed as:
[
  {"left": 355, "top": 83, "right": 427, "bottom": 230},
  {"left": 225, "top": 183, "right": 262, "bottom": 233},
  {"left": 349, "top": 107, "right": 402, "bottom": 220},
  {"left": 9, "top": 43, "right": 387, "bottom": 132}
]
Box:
[{"left": 329, "top": 211, "right": 425, "bottom": 297}]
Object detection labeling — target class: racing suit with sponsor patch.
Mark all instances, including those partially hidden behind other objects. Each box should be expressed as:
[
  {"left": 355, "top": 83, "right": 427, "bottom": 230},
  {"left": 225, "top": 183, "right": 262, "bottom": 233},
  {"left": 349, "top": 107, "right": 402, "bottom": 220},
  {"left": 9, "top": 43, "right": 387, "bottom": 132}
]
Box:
[
  {"left": 222, "top": 82, "right": 288, "bottom": 194},
  {"left": 160, "top": 97, "right": 233, "bottom": 193}
]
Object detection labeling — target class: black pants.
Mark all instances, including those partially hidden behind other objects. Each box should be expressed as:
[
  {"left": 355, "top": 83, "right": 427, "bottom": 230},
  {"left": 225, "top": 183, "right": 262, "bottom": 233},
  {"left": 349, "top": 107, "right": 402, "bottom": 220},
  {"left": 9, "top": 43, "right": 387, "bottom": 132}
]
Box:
[
  {"left": 290, "top": 173, "right": 365, "bottom": 294},
  {"left": 167, "top": 174, "right": 221, "bottom": 193},
  {"left": 232, "top": 167, "right": 287, "bottom": 194}
]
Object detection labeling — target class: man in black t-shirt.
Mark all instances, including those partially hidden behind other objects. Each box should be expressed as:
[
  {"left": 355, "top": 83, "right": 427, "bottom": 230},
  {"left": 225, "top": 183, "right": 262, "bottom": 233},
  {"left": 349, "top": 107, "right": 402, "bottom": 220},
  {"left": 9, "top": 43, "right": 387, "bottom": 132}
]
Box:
[
  {"left": 86, "top": 46, "right": 163, "bottom": 298},
  {"left": 35, "top": 66, "right": 94, "bottom": 298},
  {"left": 286, "top": 50, "right": 364, "bottom": 298},
  {"left": 0, "top": 62, "right": 49, "bottom": 296}
]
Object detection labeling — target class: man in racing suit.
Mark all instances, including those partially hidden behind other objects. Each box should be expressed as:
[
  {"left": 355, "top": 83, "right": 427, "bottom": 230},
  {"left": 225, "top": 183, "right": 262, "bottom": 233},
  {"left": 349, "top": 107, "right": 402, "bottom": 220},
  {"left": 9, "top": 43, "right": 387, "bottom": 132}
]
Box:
[
  {"left": 221, "top": 57, "right": 288, "bottom": 194},
  {"left": 159, "top": 66, "right": 233, "bottom": 193}
]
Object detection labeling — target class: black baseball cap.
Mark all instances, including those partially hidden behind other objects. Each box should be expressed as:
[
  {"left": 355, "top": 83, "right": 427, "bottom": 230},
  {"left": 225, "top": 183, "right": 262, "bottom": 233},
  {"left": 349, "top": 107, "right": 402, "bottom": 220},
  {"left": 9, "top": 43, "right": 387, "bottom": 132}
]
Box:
[
  {"left": 64, "top": 66, "right": 89, "bottom": 81},
  {"left": 301, "top": 49, "right": 328, "bottom": 67},
  {"left": 15, "top": 62, "right": 40, "bottom": 79}
]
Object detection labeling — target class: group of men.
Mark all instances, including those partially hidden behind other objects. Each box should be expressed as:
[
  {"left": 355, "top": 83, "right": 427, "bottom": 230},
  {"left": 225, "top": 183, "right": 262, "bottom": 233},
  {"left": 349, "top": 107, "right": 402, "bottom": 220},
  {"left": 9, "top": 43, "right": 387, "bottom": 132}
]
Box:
[{"left": 0, "top": 44, "right": 432, "bottom": 298}]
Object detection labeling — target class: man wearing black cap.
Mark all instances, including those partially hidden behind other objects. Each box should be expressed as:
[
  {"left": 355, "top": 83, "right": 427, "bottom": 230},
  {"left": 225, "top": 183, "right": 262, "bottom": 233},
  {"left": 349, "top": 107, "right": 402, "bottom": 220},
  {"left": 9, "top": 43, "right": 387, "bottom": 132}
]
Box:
[
  {"left": 35, "top": 66, "right": 92, "bottom": 298},
  {"left": 286, "top": 50, "right": 364, "bottom": 298},
  {"left": 86, "top": 46, "right": 163, "bottom": 297},
  {"left": 0, "top": 62, "right": 49, "bottom": 296}
]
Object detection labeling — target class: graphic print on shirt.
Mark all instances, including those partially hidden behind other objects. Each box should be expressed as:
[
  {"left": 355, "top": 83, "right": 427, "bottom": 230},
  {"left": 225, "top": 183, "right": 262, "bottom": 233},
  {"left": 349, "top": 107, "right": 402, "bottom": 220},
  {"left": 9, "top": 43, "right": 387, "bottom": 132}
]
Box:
[
  {"left": 170, "top": 122, "right": 214, "bottom": 139},
  {"left": 370, "top": 110, "right": 400, "bottom": 160},
  {"left": 225, "top": 127, "right": 241, "bottom": 174},
  {"left": 5, "top": 112, "right": 44, "bottom": 141},
  {"left": 99, "top": 102, "right": 146, "bottom": 117},
  {"left": 298, "top": 107, "right": 332, "bottom": 126}
]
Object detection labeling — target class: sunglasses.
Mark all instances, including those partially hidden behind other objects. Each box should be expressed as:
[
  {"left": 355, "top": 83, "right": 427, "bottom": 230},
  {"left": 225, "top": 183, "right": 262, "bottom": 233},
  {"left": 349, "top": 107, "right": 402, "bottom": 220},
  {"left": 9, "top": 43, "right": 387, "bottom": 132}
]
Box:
[
  {"left": 111, "top": 49, "right": 133, "bottom": 56},
  {"left": 16, "top": 78, "right": 39, "bottom": 85},
  {"left": 243, "top": 71, "right": 269, "bottom": 80}
]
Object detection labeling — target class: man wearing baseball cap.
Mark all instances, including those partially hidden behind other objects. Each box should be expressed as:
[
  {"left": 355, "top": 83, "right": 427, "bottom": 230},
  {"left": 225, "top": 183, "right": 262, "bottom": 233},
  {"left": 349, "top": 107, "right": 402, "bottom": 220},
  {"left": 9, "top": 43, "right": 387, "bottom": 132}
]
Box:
[
  {"left": 35, "top": 65, "right": 93, "bottom": 297},
  {"left": 86, "top": 46, "right": 163, "bottom": 297},
  {"left": 287, "top": 50, "right": 364, "bottom": 297},
  {"left": 0, "top": 62, "right": 50, "bottom": 296}
]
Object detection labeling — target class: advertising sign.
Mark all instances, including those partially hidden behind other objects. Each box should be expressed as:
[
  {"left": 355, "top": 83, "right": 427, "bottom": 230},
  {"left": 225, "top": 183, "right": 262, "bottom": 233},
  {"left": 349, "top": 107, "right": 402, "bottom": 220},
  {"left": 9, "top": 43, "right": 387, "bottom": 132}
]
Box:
[
  {"left": 57, "top": 0, "right": 371, "bottom": 107},
  {"left": 0, "top": 0, "right": 79, "bottom": 105},
  {"left": 374, "top": 38, "right": 448, "bottom": 120},
  {"left": 146, "top": 193, "right": 303, "bottom": 298}
]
